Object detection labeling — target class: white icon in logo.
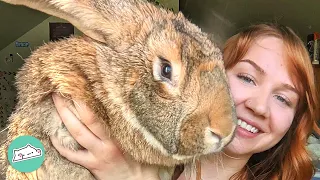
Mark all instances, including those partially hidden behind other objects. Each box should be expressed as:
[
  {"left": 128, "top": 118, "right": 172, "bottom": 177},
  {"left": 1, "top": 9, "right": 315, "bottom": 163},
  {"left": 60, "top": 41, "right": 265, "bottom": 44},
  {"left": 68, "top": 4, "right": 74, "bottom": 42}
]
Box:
[{"left": 12, "top": 144, "right": 42, "bottom": 163}]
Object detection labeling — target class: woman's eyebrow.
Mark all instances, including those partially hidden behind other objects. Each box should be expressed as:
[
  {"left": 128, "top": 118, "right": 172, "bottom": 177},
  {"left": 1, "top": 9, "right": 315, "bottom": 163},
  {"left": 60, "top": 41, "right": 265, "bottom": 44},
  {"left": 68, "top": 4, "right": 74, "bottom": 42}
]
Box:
[
  {"left": 239, "top": 59, "right": 266, "bottom": 75},
  {"left": 281, "top": 83, "right": 299, "bottom": 95},
  {"left": 239, "top": 59, "right": 298, "bottom": 94}
]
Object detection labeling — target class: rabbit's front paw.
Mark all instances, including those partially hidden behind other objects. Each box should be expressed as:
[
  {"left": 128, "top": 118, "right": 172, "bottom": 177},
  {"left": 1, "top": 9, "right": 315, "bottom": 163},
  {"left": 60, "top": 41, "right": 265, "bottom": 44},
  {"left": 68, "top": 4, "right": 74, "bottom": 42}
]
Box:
[{"left": 55, "top": 124, "right": 81, "bottom": 151}]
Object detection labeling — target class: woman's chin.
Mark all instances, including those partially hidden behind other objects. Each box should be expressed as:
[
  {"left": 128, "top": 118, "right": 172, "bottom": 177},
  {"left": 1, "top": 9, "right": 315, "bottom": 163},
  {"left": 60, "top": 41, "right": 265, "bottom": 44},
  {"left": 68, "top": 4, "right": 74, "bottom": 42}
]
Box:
[{"left": 223, "top": 138, "right": 256, "bottom": 158}]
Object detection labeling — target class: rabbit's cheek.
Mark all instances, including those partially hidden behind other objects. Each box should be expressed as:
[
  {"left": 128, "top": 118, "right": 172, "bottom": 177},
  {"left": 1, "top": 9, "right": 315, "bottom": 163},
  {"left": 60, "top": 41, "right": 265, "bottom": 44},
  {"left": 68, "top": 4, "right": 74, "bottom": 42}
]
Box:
[
  {"left": 137, "top": 114, "right": 180, "bottom": 155},
  {"left": 153, "top": 83, "right": 177, "bottom": 100},
  {"left": 177, "top": 121, "right": 206, "bottom": 155},
  {"left": 127, "top": 88, "right": 184, "bottom": 154}
]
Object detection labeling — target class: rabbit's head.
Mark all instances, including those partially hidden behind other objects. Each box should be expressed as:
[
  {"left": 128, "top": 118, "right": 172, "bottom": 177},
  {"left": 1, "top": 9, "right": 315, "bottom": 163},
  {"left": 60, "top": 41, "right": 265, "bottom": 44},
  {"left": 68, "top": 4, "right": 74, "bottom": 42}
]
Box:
[{"left": 4, "top": 0, "right": 237, "bottom": 165}]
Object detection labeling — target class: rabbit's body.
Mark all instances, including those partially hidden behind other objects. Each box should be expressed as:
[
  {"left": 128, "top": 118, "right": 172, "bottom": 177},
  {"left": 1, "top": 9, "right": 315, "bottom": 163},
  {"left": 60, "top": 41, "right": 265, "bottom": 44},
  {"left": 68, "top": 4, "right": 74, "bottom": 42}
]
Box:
[
  {"left": 1, "top": 37, "right": 99, "bottom": 180},
  {"left": 1, "top": 37, "right": 177, "bottom": 179},
  {"left": 0, "top": 0, "right": 237, "bottom": 179}
]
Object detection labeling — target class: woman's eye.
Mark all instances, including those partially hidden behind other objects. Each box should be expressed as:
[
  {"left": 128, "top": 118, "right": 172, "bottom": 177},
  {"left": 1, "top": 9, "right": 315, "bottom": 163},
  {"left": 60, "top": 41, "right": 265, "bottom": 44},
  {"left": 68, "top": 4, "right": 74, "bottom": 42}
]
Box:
[
  {"left": 237, "top": 74, "right": 256, "bottom": 85},
  {"left": 161, "top": 62, "right": 172, "bottom": 80},
  {"left": 275, "top": 95, "right": 291, "bottom": 106}
]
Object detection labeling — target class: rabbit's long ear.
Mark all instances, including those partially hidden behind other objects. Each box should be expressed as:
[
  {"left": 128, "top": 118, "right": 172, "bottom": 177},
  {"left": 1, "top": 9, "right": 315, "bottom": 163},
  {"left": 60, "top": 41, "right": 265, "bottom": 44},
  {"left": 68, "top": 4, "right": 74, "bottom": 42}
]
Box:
[{"left": 2, "top": 0, "right": 162, "bottom": 49}]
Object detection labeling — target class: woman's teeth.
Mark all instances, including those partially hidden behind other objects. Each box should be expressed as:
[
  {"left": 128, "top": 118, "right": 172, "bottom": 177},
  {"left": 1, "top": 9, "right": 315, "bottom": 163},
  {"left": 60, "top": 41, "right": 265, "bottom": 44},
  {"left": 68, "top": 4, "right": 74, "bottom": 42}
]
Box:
[{"left": 237, "top": 119, "right": 259, "bottom": 133}]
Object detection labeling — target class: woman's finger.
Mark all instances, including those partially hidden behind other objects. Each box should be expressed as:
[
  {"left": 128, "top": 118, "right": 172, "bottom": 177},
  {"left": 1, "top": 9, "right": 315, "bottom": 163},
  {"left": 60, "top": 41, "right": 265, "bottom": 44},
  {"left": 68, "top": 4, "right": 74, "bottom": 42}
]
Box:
[
  {"left": 72, "top": 98, "right": 110, "bottom": 142},
  {"left": 52, "top": 93, "right": 103, "bottom": 152}
]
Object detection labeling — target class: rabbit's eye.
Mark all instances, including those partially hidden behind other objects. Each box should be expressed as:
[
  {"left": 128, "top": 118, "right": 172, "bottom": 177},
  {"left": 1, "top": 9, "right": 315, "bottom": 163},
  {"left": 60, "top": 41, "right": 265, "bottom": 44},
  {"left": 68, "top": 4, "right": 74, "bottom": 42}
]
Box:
[
  {"left": 161, "top": 62, "right": 172, "bottom": 80},
  {"left": 152, "top": 57, "right": 173, "bottom": 82}
]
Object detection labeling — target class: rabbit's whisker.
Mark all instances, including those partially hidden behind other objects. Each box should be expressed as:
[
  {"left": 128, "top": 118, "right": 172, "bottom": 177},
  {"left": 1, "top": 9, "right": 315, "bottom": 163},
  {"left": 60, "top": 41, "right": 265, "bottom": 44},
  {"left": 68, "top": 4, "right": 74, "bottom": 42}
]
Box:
[
  {"left": 0, "top": 126, "right": 8, "bottom": 134},
  {"left": 219, "top": 152, "right": 225, "bottom": 172},
  {"left": 0, "top": 126, "right": 8, "bottom": 145}
]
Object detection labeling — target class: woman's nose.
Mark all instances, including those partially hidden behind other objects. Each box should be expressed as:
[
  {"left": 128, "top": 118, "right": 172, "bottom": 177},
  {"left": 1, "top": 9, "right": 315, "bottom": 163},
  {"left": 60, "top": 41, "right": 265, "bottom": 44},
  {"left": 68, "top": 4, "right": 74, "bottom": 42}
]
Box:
[{"left": 244, "top": 93, "right": 270, "bottom": 118}]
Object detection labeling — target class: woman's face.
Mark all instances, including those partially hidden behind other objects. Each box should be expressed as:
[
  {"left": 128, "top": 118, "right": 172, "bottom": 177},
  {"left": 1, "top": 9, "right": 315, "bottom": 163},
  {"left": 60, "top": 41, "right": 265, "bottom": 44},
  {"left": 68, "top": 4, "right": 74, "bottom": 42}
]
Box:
[{"left": 225, "top": 36, "right": 299, "bottom": 157}]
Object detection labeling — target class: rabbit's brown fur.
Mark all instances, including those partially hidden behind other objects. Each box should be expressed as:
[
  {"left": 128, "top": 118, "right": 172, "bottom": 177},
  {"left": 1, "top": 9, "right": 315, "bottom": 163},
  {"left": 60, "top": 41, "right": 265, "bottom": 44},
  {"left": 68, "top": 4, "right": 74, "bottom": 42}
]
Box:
[{"left": 0, "top": 0, "right": 237, "bottom": 179}]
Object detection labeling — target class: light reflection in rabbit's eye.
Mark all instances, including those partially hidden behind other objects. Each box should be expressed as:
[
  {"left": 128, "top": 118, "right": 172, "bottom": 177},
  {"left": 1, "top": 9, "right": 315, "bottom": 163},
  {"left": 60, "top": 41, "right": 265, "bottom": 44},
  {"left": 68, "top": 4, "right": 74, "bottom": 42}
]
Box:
[
  {"left": 161, "top": 63, "right": 172, "bottom": 80},
  {"left": 159, "top": 57, "right": 172, "bottom": 80}
]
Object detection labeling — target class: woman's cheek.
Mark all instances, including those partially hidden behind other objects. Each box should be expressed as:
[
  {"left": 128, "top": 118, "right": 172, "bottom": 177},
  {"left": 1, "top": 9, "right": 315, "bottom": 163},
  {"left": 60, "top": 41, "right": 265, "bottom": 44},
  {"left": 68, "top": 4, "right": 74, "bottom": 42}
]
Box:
[
  {"left": 270, "top": 109, "right": 294, "bottom": 135},
  {"left": 228, "top": 77, "right": 246, "bottom": 104}
]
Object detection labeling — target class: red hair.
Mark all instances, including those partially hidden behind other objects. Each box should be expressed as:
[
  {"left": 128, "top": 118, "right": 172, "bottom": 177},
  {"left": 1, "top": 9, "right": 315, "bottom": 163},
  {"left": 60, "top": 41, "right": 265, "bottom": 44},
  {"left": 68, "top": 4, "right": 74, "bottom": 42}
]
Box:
[{"left": 223, "top": 23, "right": 320, "bottom": 180}]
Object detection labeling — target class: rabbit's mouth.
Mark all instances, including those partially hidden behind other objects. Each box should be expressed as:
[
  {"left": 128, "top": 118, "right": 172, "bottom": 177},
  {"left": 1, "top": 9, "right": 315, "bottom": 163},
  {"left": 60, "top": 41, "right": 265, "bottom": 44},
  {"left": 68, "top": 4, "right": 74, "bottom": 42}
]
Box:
[
  {"left": 203, "top": 125, "right": 237, "bottom": 154},
  {"left": 171, "top": 154, "right": 194, "bottom": 161}
]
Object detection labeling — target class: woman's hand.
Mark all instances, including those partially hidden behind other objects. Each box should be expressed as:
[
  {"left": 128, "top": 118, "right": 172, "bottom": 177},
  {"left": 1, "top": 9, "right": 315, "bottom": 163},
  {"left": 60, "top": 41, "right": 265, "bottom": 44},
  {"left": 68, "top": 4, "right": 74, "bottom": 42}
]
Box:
[{"left": 50, "top": 93, "right": 160, "bottom": 180}]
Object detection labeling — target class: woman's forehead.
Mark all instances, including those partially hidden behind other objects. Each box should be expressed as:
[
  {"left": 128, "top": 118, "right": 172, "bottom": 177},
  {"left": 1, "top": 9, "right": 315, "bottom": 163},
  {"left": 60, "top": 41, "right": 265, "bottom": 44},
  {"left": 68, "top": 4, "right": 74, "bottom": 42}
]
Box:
[
  {"left": 244, "top": 37, "right": 285, "bottom": 70},
  {"left": 251, "top": 36, "right": 284, "bottom": 57},
  {"left": 240, "top": 36, "right": 296, "bottom": 87}
]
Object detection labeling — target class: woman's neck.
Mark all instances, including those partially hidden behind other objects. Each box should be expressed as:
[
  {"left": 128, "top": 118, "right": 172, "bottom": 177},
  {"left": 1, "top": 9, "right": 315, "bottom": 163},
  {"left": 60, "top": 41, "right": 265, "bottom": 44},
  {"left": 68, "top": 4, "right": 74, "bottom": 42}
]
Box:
[
  {"left": 201, "top": 152, "right": 251, "bottom": 180},
  {"left": 178, "top": 152, "right": 251, "bottom": 180}
]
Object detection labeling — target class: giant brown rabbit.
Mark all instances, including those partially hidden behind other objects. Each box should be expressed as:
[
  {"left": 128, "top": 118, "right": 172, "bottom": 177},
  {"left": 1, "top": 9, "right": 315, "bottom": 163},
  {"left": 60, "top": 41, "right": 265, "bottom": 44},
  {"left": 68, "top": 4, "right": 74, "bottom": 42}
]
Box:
[{"left": 0, "top": 0, "right": 237, "bottom": 179}]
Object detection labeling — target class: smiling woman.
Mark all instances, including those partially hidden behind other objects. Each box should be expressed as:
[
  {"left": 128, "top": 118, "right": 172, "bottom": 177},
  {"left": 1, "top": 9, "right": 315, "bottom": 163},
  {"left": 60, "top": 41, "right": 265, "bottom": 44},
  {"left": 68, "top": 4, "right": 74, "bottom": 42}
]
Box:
[
  {"left": 226, "top": 36, "right": 298, "bottom": 155},
  {"left": 218, "top": 23, "right": 320, "bottom": 180}
]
